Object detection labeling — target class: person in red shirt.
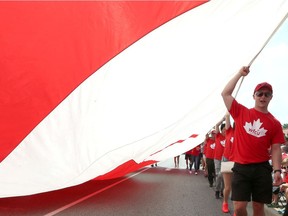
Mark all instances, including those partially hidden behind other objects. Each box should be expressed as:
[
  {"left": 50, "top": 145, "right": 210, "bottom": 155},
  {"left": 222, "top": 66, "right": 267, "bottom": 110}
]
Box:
[
  {"left": 221, "top": 112, "right": 235, "bottom": 213},
  {"left": 221, "top": 66, "right": 285, "bottom": 216},
  {"left": 214, "top": 118, "right": 226, "bottom": 199},
  {"left": 189, "top": 144, "right": 201, "bottom": 175},
  {"left": 203, "top": 131, "right": 216, "bottom": 187}
]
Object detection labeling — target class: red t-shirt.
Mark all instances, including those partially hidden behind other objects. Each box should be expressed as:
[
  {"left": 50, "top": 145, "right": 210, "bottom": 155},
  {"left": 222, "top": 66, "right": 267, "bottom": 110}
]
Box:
[
  {"left": 214, "top": 133, "right": 225, "bottom": 160},
  {"left": 229, "top": 99, "right": 285, "bottom": 164},
  {"left": 191, "top": 145, "right": 201, "bottom": 156},
  {"left": 223, "top": 126, "right": 234, "bottom": 160},
  {"left": 204, "top": 138, "right": 215, "bottom": 159},
  {"left": 186, "top": 149, "right": 193, "bottom": 155}
]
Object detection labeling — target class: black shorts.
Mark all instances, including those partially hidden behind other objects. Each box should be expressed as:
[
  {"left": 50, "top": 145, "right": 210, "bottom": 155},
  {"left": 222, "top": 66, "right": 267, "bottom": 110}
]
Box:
[{"left": 231, "top": 161, "right": 273, "bottom": 203}]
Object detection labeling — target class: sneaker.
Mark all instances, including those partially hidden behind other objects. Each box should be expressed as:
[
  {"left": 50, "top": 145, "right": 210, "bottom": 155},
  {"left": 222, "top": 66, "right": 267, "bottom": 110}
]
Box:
[
  {"left": 222, "top": 202, "right": 229, "bottom": 213},
  {"left": 215, "top": 191, "right": 220, "bottom": 199},
  {"left": 195, "top": 172, "right": 198, "bottom": 175}
]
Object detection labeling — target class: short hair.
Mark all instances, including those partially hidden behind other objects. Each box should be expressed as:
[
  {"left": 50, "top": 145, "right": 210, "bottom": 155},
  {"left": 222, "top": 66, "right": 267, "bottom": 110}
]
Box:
[{"left": 220, "top": 123, "right": 225, "bottom": 131}]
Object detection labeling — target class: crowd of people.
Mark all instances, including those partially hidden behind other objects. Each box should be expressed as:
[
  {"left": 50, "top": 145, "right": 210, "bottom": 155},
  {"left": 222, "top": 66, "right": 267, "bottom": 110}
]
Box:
[
  {"left": 266, "top": 145, "right": 288, "bottom": 215},
  {"left": 201, "top": 113, "right": 233, "bottom": 213},
  {"left": 173, "top": 66, "right": 287, "bottom": 216}
]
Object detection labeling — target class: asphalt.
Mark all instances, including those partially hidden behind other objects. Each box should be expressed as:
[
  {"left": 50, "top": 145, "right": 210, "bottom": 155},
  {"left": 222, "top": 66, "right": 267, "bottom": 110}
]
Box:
[
  {"left": 0, "top": 156, "right": 282, "bottom": 216},
  {"left": 157, "top": 158, "right": 280, "bottom": 216}
]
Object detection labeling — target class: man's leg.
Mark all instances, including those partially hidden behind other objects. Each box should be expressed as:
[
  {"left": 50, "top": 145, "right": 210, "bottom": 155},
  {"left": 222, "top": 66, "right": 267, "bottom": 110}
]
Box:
[
  {"left": 252, "top": 201, "right": 264, "bottom": 216},
  {"left": 233, "top": 201, "right": 248, "bottom": 216},
  {"left": 206, "top": 158, "right": 214, "bottom": 186},
  {"left": 214, "top": 159, "right": 221, "bottom": 198}
]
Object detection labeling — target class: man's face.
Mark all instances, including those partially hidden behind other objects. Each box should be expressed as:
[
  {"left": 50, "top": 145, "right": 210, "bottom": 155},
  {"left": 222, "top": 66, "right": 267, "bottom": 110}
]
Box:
[
  {"left": 253, "top": 87, "right": 273, "bottom": 108},
  {"left": 221, "top": 127, "right": 226, "bottom": 136}
]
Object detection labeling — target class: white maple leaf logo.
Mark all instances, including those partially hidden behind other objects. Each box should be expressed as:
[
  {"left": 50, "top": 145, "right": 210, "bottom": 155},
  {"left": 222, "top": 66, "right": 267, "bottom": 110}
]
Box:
[
  {"left": 210, "top": 143, "right": 215, "bottom": 149},
  {"left": 243, "top": 119, "right": 267, "bottom": 138},
  {"left": 220, "top": 140, "right": 226, "bottom": 147}
]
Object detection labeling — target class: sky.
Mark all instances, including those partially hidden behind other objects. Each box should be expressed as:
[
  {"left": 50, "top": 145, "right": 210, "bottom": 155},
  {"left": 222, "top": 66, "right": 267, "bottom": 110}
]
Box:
[{"left": 236, "top": 17, "right": 288, "bottom": 125}]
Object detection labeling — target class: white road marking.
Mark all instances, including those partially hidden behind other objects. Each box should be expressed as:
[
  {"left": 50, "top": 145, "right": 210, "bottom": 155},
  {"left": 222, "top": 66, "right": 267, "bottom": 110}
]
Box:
[{"left": 44, "top": 167, "right": 149, "bottom": 216}]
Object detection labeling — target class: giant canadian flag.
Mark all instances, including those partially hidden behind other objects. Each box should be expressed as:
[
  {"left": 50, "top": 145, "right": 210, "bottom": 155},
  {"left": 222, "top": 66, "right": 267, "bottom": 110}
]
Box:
[{"left": 0, "top": 0, "right": 287, "bottom": 198}]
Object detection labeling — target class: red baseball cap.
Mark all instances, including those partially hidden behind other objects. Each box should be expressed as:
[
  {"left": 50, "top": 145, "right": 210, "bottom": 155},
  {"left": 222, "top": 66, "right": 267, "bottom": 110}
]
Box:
[{"left": 254, "top": 82, "right": 273, "bottom": 93}]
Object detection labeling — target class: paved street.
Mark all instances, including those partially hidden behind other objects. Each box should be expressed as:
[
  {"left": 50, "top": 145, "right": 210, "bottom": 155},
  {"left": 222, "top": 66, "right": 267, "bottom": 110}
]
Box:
[{"left": 0, "top": 156, "right": 279, "bottom": 216}]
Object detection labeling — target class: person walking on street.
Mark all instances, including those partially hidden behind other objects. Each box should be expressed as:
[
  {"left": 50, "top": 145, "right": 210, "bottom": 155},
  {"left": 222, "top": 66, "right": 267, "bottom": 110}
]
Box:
[
  {"left": 190, "top": 144, "right": 201, "bottom": 175},
  {"left": 204, "top": 131, "right": 216, "bottom": 187},
  {"left": 185, "top": 151, "right": 190, "bottom": 169},
  {"left": 185, "top": 149, "right": 193, "bottom": 172},
  {"left": 221, "top": 112, "right": 235, "bottom": 213},
  {"left": 221, "top": 66, "right": 285, "bottom": 216},
  {"left": 200, "top": 142, "right": 206, "bottom": 173},
  {"left": 214, "top": 118, "right": 226, "bottom": 199},
  {"left": 174, "top": 155, "right": 180, "bottom": 168}
]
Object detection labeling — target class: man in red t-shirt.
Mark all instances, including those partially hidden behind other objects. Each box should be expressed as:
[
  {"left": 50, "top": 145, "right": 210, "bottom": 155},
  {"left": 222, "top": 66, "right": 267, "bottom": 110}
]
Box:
[
  {"left": 221, "top": 113, "right": 235, "bottom": 213},
  {"left": 204, "top": 131, "right": 216, "bottom": 187},
  {"left": 189, "top": 144, "right": 201, "bottom": 175},
  {"left": 221, "top": 66, "right": 285, "bottom": 216}
]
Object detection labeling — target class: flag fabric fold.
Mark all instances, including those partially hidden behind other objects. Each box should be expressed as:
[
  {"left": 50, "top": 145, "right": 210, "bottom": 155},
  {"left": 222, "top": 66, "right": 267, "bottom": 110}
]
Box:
[{"left": 0, "top": 0, "right": 287, "bottom": 197}]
